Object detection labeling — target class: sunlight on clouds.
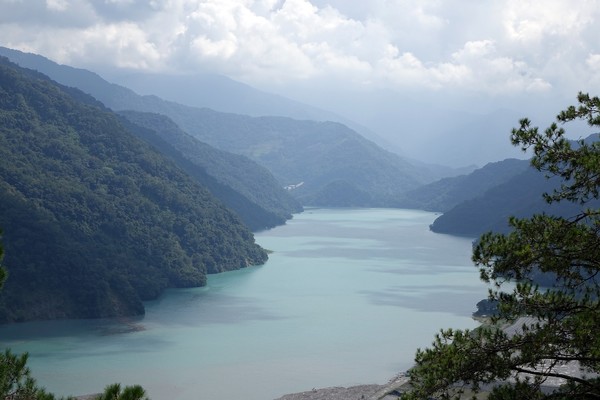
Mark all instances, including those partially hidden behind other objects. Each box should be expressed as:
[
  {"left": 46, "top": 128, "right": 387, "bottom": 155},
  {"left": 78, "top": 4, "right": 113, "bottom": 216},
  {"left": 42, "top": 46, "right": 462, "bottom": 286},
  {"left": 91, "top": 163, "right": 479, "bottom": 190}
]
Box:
[
  {"left": 527, "top": 78, "right": 552, "bottom": 92},
  {"left": 452, "top": 40, "right": 496, "bottom": 60},
  {"left": 587, "top": 54, "right": 600, "bottom": 70},
  {"left": 190, "top": 35, "right": 237, "bottom": 58},
  {"left": 75, "top": 22, "right": 162, "bottom": 69},
  {"left": 46, "top": 0, "right": 69, "bottom": 11},
  {"left": 448, "top": 40, "right": 552, "bottom": 94},
  {"left": 412, "top": 4, "right": 447, "bottom": 30},
  {"left": 0, "top": 0, "right": 596, "bottom": 95},
  {"left": 377, "top": 49, "right": 429, "bottom": 87},
  {"left": 503, "top": 0, "right": 595, "bottom": 43},
  {"left": 372, "top": 39, "right": 549, "bottom": 93},
  {"left": 302, "top": 41, "right": 371, "bottom": 77},
  {"left": 587, "top": 54, "right": 600, "bottom": 88}
]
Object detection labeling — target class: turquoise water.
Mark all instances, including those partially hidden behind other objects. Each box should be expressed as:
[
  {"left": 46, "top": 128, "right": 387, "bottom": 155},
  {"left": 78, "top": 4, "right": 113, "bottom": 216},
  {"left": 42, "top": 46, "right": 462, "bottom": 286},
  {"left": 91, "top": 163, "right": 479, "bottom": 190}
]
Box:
[{"left": 0, "top": 208, "right": 487, "bottom": 400}]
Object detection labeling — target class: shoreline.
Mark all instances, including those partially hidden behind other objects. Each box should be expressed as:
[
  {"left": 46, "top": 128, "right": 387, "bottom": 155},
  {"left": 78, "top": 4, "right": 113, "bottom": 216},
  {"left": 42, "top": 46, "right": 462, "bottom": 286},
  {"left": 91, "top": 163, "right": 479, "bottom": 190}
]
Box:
[{"left": 274, "top": 374, "right": 411, "bottom": 400}]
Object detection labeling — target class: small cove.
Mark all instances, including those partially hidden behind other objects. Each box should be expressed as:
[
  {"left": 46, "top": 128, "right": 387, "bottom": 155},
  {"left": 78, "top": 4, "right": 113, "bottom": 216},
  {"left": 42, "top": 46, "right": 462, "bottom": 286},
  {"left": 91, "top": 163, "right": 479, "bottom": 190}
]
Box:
[{"left": 0, "top": 208, "right": 488, "bottom": 400}]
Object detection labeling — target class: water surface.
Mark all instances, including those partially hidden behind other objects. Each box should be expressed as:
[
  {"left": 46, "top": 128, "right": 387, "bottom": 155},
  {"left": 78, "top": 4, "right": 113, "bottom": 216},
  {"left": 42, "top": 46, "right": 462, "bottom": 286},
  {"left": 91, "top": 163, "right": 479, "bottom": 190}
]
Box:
[{"left": 0, "top": 208, "right": 487, "bottom": 399}]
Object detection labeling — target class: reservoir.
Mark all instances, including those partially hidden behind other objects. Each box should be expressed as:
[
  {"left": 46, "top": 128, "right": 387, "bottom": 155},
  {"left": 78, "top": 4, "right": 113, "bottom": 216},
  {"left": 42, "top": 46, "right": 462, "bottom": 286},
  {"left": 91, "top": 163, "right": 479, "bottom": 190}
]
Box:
[{"left": 0, "top": 208, "right": 487, "bottom": 399}]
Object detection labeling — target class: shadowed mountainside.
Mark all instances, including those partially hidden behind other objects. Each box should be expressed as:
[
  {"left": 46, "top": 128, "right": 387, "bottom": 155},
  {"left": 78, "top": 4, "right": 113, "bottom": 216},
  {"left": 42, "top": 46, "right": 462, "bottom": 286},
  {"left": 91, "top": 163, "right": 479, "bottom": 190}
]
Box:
[
  {"left": 118, "top": 110, "right": 302, "bottom": 230},
  {"left": 0, "top": 46, "right": 301, "bottom": 222},
  {"left": 0, "top": 57, "right": 267, "bottom": 322}
]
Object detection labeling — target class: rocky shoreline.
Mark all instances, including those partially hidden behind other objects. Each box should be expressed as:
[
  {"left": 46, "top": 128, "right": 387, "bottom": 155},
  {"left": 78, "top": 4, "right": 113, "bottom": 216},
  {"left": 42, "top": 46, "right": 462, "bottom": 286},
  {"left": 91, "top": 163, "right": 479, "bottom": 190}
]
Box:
[{"left": 274, "top": 375, "right": 410, "bottom": 400}]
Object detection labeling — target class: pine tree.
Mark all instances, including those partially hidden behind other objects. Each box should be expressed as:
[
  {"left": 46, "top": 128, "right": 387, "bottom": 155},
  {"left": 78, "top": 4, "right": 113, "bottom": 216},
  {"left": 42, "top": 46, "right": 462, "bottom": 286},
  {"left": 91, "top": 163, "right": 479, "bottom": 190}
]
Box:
[
  {"left": 95, "top": 383, "right": 149, "bottom": 400},
  {"left": 404, "top": 93, "right": 600, "bottom": 399}
]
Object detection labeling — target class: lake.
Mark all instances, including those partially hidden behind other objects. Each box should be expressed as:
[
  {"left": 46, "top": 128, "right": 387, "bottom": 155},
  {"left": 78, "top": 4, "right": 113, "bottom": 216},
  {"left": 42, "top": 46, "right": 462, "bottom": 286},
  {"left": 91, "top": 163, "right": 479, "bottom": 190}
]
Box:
[{"left": 0, "top": 208, "right": 487, "bottom": 400}]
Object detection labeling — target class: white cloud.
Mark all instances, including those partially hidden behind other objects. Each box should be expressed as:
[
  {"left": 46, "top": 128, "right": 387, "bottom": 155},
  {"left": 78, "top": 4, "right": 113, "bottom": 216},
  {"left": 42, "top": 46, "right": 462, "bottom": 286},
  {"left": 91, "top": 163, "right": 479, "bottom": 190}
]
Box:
[
  {"left": 0, "top": 0, "right": 597, "bottom": 95},
  {"left": 46, "top": 0, "right": 69, "bottom": 12},
  {"left": 588, "top": 53, "right": 600, "bottom": 69},
  {"left": 503, "top": 0, "right": 595, "bottom": 43}
]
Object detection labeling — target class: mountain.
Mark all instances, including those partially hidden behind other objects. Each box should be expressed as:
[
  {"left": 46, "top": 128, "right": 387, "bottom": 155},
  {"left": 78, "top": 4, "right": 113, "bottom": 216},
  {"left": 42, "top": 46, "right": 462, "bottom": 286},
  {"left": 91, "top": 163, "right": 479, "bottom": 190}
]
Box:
[
  {"left": 156, "top": 110, "right": 430, "bottom": 206},
  {"left": 429, "top": 165, "right": 593, "bottom": 237},
  {"left": 100, "top": 68, "right": 395, "bottom": 147},
  {"left": 0, "top": 57, "right": 267, "bottom": 322},
  {"left": 0, "top": 46, "right": 393, "bottom": 152},
  {"left": 117, "top": 111, "right": 302, "bottom": 230},
  {"left": 396, "top": 158, "right": 530, "bottom": 212},
  {"left": 0, "top": 46, "right": 301, "bottom": 228},
  {"left": 0, "top": 47, "right": 440, "bottom": 206},
  {"left": 424, "top": 134, "right": 600, "bottom": 237}
]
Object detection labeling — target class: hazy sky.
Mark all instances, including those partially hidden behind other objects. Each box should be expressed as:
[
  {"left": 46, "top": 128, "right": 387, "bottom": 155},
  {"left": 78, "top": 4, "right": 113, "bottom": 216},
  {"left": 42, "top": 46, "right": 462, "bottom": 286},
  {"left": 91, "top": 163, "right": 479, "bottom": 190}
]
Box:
[{"left": 2, "top": 0, "right": 599, "bottom": 165}]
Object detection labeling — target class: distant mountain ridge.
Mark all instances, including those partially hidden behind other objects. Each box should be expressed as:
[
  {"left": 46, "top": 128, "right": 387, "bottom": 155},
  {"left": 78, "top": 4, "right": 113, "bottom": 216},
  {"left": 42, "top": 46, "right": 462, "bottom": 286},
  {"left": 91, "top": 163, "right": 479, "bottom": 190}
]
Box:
[
  {"left": 396, "top": 158, "right": 530, "bottom": 212},
  {"left": 100, "top": 68, "right": 393, "bottom": 147},
  {"left": 417, "top": 138, "right": 600, "bottom": 236},
  {"left": 0, "top": 46, "right": 393, "bottom": 153},
  {"left": 118, "top": 111, "right": 302, "bottom": 230},
  {"left": 159, "top": 109, "right": 430, "bottom": 205},
  {"left": 0, "top": 57, "right": 267, "bottom": 322},
  {"left": 0, "top": 46, "right": 438, "bottom": 207}
]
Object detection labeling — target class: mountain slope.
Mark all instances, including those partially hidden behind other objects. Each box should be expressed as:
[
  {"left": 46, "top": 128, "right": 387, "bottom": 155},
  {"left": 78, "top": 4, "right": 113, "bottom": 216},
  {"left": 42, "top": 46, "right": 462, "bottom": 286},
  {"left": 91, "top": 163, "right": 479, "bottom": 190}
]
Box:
[
  {"left": 396, "top": 158, "right": 530, "bottom": 212},
  {"left": 0, "top": 47, "right": 437, "bottom": 206},
  {"left": 162, "top": 110, "right": 428, "bottom": 205},
  {"left": 112, "top": 102, "right": 430, "bottom": 206},
  {"left": 118, "top": 111, "right": 302, "bottom": 230},
  {"left": 429, "top": 168, "right": 588, "bottom": 236},
  {"left": 0, "top": 46, "right": 300, "bottom": 223},
  {"left": 426, "top": 135, "right": 600, "bottom": 237},
  {"left": 0, "top": 57, "right": 267, "bottom": 322}
]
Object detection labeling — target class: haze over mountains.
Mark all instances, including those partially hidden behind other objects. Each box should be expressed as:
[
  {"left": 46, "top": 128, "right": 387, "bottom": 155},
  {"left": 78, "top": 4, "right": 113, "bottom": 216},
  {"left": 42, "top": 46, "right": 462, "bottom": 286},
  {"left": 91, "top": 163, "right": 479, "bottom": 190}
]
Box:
[{"left": 0, "top": 46, "right": 454, "bottom": 207}]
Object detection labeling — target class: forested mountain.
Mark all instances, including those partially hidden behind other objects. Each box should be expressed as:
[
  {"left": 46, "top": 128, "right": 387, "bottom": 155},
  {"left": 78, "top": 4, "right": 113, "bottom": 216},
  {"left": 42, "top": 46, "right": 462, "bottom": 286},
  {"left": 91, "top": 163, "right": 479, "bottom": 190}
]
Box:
[
  {"left": 165, "top": 111, "right": 429, "bottom": 206},
  {"left": 118, "top": 111, "right": 302, "bottom": 230},
  {"left": 429, "top": 164, "right": 596, "bottom": 236},
  {"left": 0, "top": 47, "right": 437, "bottom": 207},
  {"left": 0, "top": 46, "right": 301, "bottom": 226},
  {"left": 0, "top": 46, "right": 401, "bottom": 157},
  {"left": 395, "top": 158, "right": 529, "bottom": 212},
  {"left": 0, "top": 57, "right": 267, "bottom": 322},
  {"left": 423, "top": 134, "right": 600, "bottom": 236}
]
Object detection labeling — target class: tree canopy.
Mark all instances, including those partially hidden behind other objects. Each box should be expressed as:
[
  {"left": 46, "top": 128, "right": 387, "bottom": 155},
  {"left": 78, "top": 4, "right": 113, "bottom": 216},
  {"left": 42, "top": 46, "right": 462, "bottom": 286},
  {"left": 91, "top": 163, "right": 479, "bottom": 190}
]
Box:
[
  {"left": 405, "top": 93, "right": 600, "bottom": 399},
  {"left": 0, "top": 56, "right": 268, "bottom": 322}
]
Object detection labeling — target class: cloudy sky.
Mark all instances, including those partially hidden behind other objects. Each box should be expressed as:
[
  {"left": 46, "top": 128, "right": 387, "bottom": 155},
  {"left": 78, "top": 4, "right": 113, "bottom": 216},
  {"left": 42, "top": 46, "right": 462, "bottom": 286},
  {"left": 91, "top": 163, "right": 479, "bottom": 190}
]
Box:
[{"left": 2, "top": 0, "right": 600, "bottom": 165}]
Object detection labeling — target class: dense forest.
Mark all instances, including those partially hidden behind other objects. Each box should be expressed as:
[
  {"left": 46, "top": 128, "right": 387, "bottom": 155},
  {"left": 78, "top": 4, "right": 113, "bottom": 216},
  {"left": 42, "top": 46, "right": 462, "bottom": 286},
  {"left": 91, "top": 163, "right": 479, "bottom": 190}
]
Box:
[
  {"left": 396, "top": 158, "right": 529, "bottom": 212},
  {"left": 118, "top": 110, "right": 302, "bottom": 230},
  {"left": 424, "top": 139, "right": 600, "bottom": 236},
  {"left": 0, "top": 57, "right": 267, "bottom": 322},
  {"left": 0, "top": 46, "right": 302, "bottom": 227}
]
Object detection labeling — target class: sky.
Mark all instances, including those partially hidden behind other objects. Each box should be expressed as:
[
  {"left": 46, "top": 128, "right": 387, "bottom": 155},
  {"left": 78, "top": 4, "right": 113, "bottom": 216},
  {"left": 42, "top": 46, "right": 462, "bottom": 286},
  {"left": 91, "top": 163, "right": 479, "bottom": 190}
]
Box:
[{"left": 1, "top": 0, "right": 600, "bottom": 166}]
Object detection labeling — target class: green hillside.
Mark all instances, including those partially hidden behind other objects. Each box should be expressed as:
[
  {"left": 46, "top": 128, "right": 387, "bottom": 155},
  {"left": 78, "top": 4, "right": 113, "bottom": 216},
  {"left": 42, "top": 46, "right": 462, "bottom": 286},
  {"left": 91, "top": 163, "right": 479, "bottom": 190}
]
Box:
[
  {"left": 0, "top": 46, "right": 301, "bottom": 224},
  {"left": 118, "top": 111, "right": 302, "bottom": 230},
  {"left": 0, "top": 57, "right": 267, "bottom": 322},
  {"left": 429, "top": 168, "right": 587, "bottom": 236},
  {"left": 0, "top": 47, "right": 435, "bottom": 207},
  {"left": 145, "top": 108, "right": 429, "bottom": 206},
  {"left": 396, "top": 158, "right": 529, "bottom": 212},
  {"left": 425, "top": 134, "right": 600, "bottom": 237}
]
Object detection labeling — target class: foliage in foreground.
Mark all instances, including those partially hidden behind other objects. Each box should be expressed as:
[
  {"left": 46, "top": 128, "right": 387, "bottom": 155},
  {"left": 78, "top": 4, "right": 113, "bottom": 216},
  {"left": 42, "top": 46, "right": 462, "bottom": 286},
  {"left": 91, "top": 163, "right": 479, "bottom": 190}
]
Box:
[
  {"left": 94, "top": 383, "right": 149, "bottom": 400},
  {"left": 0, "top": 350, "right": 63, "bottom": 400},
  {"left": 405, "top": 93, "right": 600, "bottom": 399},
  {"left": 0, "top": 234, "right": 148, "bottom": 399}
]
